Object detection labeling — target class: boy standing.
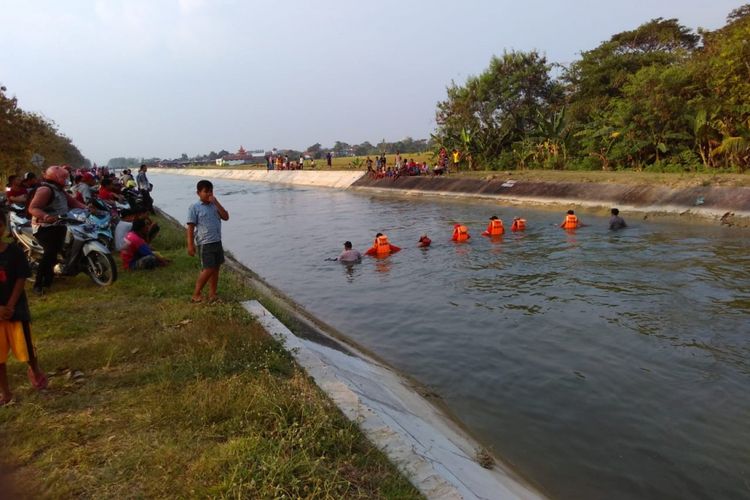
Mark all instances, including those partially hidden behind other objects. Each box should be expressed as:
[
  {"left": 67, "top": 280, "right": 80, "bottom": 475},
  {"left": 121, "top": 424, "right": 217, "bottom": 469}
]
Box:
[
  {"left": 186, "top": 180, "right": 229, "bottom": 303},
  {"left": 0, "top": 214, "right": 47, "bottom": 405}
]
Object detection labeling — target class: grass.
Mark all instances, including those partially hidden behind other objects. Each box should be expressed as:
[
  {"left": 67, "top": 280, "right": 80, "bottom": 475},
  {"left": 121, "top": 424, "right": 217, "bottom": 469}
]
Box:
[{"left": 0, "top": 217, "right": 421, "bottom": 499}]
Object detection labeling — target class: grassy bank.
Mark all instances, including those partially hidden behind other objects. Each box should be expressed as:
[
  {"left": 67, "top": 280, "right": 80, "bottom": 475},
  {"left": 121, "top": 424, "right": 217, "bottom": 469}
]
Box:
[{"left": 0, "top": 217, "right": 421, "bottom": 498}]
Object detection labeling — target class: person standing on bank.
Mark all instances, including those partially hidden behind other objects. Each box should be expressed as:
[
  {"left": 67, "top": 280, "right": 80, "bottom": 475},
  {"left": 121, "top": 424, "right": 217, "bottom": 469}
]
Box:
[
  {"left": 136, "top": 164, "right": 155, "bottom": 214},
  {"left": 186, "top": 180, "right": 229, "bottom": 303},
  {"left": 27, "top": 166, "right": 87, "bottom": 295}
]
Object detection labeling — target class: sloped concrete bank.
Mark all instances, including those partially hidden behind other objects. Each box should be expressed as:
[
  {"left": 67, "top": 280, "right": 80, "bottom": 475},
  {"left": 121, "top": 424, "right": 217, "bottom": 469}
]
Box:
[
  {"left": 157, "top": 168, "right": 362, "bottom": 189},
  {"left": 351, "top": 176, "right": 750, "bottom": 224}
]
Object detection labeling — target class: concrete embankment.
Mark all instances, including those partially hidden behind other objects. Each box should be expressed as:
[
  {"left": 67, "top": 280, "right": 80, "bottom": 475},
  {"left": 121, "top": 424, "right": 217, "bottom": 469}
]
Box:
[
  {"left": 352, "top": 175, "right": 750, "bottom": 223},
  {"left": 158, "top": 168, "right": 362, "bottom": 189},
  {"left": 157, "top": 168, "right": 750, "bottom": 224}
]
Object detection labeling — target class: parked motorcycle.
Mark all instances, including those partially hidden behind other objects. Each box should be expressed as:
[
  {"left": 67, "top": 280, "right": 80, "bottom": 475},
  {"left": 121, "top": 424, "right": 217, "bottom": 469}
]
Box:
[{"left": 9, "top": 205, "right": 117, "bottom": 286}]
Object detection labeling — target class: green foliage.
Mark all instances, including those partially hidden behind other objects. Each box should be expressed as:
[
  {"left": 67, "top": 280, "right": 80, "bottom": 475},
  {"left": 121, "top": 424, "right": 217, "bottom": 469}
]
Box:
[
  {"left": 0, "top": 85, "right": 88, "bottom": 182},
  {"left": 433, "top": 5, "right": 750, "bottom": 173},
  {"left": 435, "top": 50, "right": 562, "bottom": 166}
]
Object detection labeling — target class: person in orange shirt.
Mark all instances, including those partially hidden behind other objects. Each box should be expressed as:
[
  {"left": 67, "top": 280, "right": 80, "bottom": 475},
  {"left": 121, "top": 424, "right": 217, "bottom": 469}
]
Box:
[
  {"left": 481, "top": 216, "right": 504, "bottom": 236},
  {"left": 418, "top": 234, "right": 431, "bottom": 247}
]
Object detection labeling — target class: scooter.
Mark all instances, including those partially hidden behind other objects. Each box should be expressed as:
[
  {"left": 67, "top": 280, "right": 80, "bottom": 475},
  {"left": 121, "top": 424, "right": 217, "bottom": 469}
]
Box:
[{"left": 10, "top": 206, "right": 117, "bottom": 286}]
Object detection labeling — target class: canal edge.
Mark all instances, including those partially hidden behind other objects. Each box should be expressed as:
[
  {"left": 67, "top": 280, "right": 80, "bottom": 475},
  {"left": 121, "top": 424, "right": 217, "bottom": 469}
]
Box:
[{"left": 243, "top": 300, "right": 544, "bottom": 500}]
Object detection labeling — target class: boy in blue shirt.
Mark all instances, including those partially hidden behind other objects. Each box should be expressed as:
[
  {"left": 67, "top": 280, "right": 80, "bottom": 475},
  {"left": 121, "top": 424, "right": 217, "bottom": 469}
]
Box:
[{"left": 186, "top": 180, "right": 229, "bottom": 303}]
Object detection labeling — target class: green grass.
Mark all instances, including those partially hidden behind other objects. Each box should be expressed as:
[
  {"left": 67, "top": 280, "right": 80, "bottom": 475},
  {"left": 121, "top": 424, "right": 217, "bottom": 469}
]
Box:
[{"left": 0, "top": 217, "right": 421, "bottom": 499}]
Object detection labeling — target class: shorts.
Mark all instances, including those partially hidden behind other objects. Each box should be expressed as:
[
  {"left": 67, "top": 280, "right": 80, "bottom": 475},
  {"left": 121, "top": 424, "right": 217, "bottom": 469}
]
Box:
[
  {"left": 0, "top": 321, "right": 33, "bottom": 364},
  {"left": 198, "top": 241, "right": 225, "bottom": 269}
]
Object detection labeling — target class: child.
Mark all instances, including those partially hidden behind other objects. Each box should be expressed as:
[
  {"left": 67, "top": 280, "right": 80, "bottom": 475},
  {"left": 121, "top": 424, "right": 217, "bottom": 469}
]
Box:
[
  {"left": 0, "top": 214, "right": 47, "bottom": 405},
  {"left": 186, "top": 180, "right": 229, "bottom": 303},
  {"left": 121, "top": 219, "right": 170, "bottom": 270}
]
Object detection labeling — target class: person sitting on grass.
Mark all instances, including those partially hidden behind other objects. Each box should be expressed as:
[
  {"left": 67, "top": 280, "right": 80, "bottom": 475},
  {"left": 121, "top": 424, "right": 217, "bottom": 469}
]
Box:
[
  {"left": 0, "top": 214, "right": 47, "bottom": 405},
  {"left": 120, "top": 219, "right": 170, "bottom": 270}
]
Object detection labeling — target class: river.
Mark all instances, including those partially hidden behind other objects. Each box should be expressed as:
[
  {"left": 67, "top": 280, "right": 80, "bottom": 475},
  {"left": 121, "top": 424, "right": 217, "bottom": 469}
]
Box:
[{"left": 151, "top": 173, "right": 750, "bottom": 500}]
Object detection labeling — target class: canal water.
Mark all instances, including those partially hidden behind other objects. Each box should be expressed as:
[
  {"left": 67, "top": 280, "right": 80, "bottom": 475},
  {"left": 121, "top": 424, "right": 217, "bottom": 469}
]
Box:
[{"left": 152, "top": 173, "right": 750, "bottom": 500}]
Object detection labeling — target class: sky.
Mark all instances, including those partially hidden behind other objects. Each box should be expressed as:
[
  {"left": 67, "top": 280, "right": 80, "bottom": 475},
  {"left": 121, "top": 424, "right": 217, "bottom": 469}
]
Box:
[{"left": 0, "top": 0, "right": 744, "bottom": 164}]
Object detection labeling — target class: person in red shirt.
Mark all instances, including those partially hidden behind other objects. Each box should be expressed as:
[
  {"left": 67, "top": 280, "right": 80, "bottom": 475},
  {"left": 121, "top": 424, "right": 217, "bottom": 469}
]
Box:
[
  {"left": 4, "top": 175, "right": 27, "bottom": 204},
  {"left": 97, "top": 177, "right": 124, "bottom": 205},
  {"left": 120, "top": 219, "right": 169, "bottom": 270}
]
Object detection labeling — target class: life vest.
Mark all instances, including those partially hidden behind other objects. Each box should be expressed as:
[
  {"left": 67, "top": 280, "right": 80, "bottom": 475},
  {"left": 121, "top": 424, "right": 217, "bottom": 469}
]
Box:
[
  {"left": 563, "top": 214, "right": 578, "bottom": 229},
  {"left": 453, "top": 225, "right": 470, "bottom": 241},
  {"left": 375, "top": 235, "right": 392, "bottom": 255},
  {"left": 511, "top": 219, "right": 526, "bottom": 231},
  {"left": 486, "top": 219, "right": 504, "bottom": 236}
]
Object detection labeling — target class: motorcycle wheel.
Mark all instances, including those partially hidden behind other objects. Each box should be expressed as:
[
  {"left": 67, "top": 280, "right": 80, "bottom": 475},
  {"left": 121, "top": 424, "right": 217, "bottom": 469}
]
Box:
[{"left": 86, "top": 251, "right": 117, "bottom": 286}]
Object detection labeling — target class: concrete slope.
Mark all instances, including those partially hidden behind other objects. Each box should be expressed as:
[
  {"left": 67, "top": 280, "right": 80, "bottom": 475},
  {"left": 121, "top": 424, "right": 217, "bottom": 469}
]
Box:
[
  {"left": 158, "top": 168, "right": 363, "bottom": 189},
  {"left": 244, "top": 300, "right": 544, "bottom": 500},
  {"left": 352, "top": 176, "right": 750, "bottom": 219}
]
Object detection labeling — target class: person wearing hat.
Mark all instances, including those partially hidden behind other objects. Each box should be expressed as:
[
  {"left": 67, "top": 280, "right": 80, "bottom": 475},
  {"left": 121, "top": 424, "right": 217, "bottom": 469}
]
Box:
[{"left": 27, "top": 166, "right": 87, "bottom": 294}]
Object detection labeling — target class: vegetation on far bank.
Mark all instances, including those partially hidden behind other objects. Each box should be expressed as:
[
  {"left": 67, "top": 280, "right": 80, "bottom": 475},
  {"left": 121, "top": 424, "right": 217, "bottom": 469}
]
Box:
[
  {"left": 0, "top": 216, "right": 421, "bottom": 499},
  {"left": 433, "top": 5, "right": 750, "bottom": 174}
]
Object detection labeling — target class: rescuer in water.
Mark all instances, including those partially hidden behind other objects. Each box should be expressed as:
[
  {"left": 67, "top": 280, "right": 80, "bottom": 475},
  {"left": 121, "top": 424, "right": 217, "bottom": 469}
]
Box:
[
  {"left": 451, "top": 224, "right": 471, "bottom": 242},
  {"left": 418, "top": 234, "right": 431, "bottom": 247},
  {"left": 481, "top": 216, "right": 504, "bottom": 236},
  {"left": 511, "top": 217, "right": 527, "bottom": 232},
  {"left": 560, "top": 210, "right": 583, "bottom": 230},
  {"left": 365, "top": 233, "right": 401, "bottom": 256}
]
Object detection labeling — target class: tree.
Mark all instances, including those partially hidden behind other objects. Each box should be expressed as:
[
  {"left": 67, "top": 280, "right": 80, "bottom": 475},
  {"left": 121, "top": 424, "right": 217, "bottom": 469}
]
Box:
[
  {"left": 435, "top": 50, "right": 562, "bottom": 167},
  {"left": 305, "top": 143, "right": 323, "bottom": 159}
]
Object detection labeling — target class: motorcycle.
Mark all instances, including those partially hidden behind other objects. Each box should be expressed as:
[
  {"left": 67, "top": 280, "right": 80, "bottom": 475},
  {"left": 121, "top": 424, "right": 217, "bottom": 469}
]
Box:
[{"left": 9, "top": 205, "right": 117, "bottom": 286}]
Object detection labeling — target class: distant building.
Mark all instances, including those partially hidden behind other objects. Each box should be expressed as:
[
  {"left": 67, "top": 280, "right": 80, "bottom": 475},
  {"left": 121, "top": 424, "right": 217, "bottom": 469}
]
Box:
[{"left": 216, "top": 146, "right": 265, "bottom": 166}]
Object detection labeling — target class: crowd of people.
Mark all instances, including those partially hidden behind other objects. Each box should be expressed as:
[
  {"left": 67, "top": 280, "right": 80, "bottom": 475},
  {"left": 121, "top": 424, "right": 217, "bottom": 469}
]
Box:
[
  {"left": 364, "top": 148, "right": 463, "bottom": 179},
  {"left": 335, "top": 208, "right": 627, "bottom": 262},
  {"left": 0, "top": 169, "right": 233, "bottom": 405},
  {"left": 265, "top": 154, "right": 315, "bottom": 171}
]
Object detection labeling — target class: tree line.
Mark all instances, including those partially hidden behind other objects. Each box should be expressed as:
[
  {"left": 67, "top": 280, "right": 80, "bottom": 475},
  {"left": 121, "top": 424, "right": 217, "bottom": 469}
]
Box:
[
  {"left": 0, "top": 85, "right": 89, "bottom": 181},
  {"left": 434, "top": 5, "right": 750, "bottom": 173}
]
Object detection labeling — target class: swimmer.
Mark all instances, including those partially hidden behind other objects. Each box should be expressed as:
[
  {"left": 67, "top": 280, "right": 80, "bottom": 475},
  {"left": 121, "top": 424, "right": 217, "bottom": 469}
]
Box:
[
  {"left": 365, "top": 232, "right": 401, "bottom": 256},
  {"left": 481, "top": 216, "right": 504, "bottom": 236},
  {"left": 560, "top": 210, "right": 583, "bottom": 229},
  {"left": 452, "top": 224, "right": 470, "bottom": 242},
  {"left": 609, "top": 208, "right": 627, "bottom": 231},
  {"left": 511, "top": 217, "right": 527, "bottom": 232},
  {"left": 338, "top": 241, "right": 362, "bottom": 263},
  {"left": 418, "top": 234, "right": 431, "bottom": 247}
]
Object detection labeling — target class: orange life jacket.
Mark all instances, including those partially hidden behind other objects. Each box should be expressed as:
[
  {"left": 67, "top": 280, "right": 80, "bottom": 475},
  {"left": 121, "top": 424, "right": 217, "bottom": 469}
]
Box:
[
  {"left": 453, "top": 225, "right": 470, "bottom": 241},
  {"left": 511, "top": 219, "right": 526, "bottom": 231},
  {"left": 486, "top": 219, "right": 504, "bottom": 236},
  {"left": 375, "top": 235, "right": 392, "bottom": 254},
  {"left": 563, "top": 214, "right": 578, "bottom": 229}
]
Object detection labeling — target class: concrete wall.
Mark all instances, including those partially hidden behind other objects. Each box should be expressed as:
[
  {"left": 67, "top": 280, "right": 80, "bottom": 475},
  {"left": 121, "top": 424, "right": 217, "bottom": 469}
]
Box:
[
  {"left": 352, "top": 176, "right": 750, "bottom": 220},
  {"left": 155, "top": 168, "right": 750, "bottom": 223},
  {"left": 157, "top": 168, "right": 364, "bottom": 189}
]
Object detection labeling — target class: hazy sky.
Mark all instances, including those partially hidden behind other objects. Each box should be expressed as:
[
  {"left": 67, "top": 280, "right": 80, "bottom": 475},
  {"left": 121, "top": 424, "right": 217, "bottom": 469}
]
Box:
[{"left": 1, "top": 0, "right": 743, "bottom": 164}]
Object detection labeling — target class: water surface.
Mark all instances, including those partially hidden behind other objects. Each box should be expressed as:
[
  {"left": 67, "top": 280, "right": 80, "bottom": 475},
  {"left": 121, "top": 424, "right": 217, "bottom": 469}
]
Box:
[{"left": 152, "top": 174, "right": 750, "bottom": 500}]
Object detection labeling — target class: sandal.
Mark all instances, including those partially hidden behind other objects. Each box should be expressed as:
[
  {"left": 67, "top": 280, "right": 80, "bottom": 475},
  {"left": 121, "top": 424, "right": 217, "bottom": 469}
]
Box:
[
  {"left": 190, "top": 297, "right": 203, "bottom": 304},
  {"left": 207, "top": 296, "right": 223, "bottom": 304},
  {"left": 28, "top": 367, "right": 49, "bottom": 390},
  {"left": 0, "top": 395, "right": 14, "bottom": 406}
]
